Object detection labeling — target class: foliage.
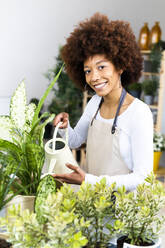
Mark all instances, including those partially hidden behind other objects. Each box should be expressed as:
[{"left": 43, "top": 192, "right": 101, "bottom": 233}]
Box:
[
  {"left": 141, "top": 77, "right": 159, "bottom": 96},
  {"left": 127, "top": 82, "right": 142, "bottom": 92},
  {"left": 0, "top": 66, "right": 63, "bottom": 196},
  {"left": 114, "top": 173, "right": 165, "bottom": 246},
  {"left": 0, "top": 161, "right": 20, "bottom": 211},
  {"left": 45, "top": 47, "right": 83, "bottom": 127},
  {"left": 1, "top": 187, "right": 88, "bottom": 248},
  {"left": 35, "top": 175, "right": 63, "bottom": 224},
  {"left": 149, "top": 40, "right": 165, "bottom": 73},
  {"left": 154, "top": 131, "right": 165, "bottom": 152},
  {"left": 75, "top": 178, "right": 121, "bottom": 247}
]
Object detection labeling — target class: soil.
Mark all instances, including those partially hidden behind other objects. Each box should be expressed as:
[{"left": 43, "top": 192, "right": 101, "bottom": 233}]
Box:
[{"left": 0, "top": 238, "right": 12, "bottom": 248}]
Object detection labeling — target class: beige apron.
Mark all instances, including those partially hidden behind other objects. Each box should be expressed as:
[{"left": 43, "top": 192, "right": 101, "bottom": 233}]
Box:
[{"left": 86, "top": 88, "right": 130, "bottom": 176}]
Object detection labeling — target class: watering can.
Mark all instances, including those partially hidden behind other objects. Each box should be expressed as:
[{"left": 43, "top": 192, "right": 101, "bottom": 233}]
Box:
[{"left": 44, "top": 122, "right": 79, "bottom": 174}]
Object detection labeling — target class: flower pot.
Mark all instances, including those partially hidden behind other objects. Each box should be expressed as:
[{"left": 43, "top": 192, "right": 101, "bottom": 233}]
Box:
[
  {"left": 123, "top": 238, "right": 161, "bottom": 248},
  {"left": 153, "top": 151, "right": 162, "bottom": 172},
  {"left": 117, "top": 236, "right": 161, "bottom": 248},
  {"left": 128, "top": 90, "right": 141, "bottom": 99},
  {"left": 0, "top": 233, "right": 12, "bottom": 248},
  {"left": 5, "top": 195, "right": 35, "bottom": 217},
  {"left": 144, "top": 95, "right": 154, "bottom": 105}
]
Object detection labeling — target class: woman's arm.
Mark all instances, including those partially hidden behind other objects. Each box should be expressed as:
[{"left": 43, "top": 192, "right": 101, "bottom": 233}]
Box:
[{"left": 59, "top": 94, "right": 101, "bottom": 149}]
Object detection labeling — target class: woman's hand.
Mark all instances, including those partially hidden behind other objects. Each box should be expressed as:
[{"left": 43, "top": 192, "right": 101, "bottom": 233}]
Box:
[
  {"left": 53, "top": 164, "right": 85, "bottom": 185},
  {"left": 53, "top": 112, "right": 69, "bottom": 129}
]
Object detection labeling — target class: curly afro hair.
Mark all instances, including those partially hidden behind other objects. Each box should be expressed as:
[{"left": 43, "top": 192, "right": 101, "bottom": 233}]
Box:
[{"left": 61, "top": 13, "right": 143, "bottom": 90}]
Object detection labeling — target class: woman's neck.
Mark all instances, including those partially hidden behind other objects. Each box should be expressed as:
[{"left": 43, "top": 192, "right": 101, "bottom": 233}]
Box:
[{"left": 103, "top": 87, "right": 123, "bottom": 107}]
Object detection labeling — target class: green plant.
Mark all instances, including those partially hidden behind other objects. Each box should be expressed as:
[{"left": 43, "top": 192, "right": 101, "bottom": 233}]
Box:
[
  {"left": 141, "top": 77, "right": 159, "bottom": 96},
  {"left": 0, "top": 66, "right": 63, "bottom": 195},
  {"left": 0, "top": 162, "right": 20, "bottom": 211},
  {"left": 149, "top": 40, "right": 165, "bottom": 73},
  {"left": 75, "top": 179, "right": 121, "bottom": 247},
  {"left": 115, "top": 173, "right": 165, "bottom": 246},
  {"left": 154, "top": 131, "right": 165, "bottom": 152},
  {"left": 45, "top": 47, "right": 83, "bottom": 127},
  {"left": 34, "top": 175, "right": 63, "bottom": 224},
  {"left": 1, "top": 186, "right": 88, "bottom": 248},
  {"left": 127, "top": 82, "right": 142, "bottom": 92}
]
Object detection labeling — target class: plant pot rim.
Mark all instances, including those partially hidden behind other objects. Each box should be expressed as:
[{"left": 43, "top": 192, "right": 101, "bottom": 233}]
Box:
[{"left": 123, "top": 237, "right": 161, "bottom": 247}]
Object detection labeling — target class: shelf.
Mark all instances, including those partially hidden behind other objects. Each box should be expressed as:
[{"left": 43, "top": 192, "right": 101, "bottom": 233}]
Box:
[
  {"left": 142, "top": 72, "right": 159, "bottom": 76},
  {"left": 141, "top": 50, "right": 151, "bottom": 54},
  {"left": 149, "top": 105, "right": 158, "bottom": 110}
]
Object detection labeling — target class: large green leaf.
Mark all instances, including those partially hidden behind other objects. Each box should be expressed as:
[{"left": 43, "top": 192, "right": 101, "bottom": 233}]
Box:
[
  {"left": 10, "top": 81, "right": 26, "bottom": 131},
  {"left": 30, "top": 113, "right": 55, "bottom": 146},
  {"left": 0, "top": 116, "right": 14, "bottom": 141},
  {"left": 0, "top": 139, "right": 21, "bottom": 161},
  {"left": 31, "top": 64, "right": 64, "bottom": 127}
]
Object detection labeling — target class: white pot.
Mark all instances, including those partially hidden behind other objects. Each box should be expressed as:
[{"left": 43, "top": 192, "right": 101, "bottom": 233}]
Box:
[
  {"left": 123, "top": 238, "right": 161, "bottom": 248},
  {"left": 5, "top": 195, "right": 35, "bottom": 216}
]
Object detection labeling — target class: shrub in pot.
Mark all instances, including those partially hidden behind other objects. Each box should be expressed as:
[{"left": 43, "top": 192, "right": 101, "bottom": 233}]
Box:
[
  {"left": 153, "top": 131, "right": 165, "bottom": 172},
  {"left": 141, "top": 78, "right": 158, "bottom": 105},
  {"left": 0, "top": 184, "right": 88, "bottom": 248},
  {"left": 127, "top": 82, "right": 142, "bottom": 99},
  {"left": 75, "top": 179, "right": 121, "bottom": 247},
  {"left": 115, "top": 173, "right": 165, "bottom": 247}
]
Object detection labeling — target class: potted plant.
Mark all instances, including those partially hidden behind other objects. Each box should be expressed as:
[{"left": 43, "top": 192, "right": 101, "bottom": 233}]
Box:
[
  {"left": 1, "top": 184, "right": 88, "bottom": 248},
  {"left": 75, "top": 178, "right": 121, "bottom": 247},
  {"left": 127, "top": 82, "right": 142, "bottom": 99},
  {"left": 115, "top": 173, "right": 165, "bottom": 247},
  {"left": 0, "top": 65, "right": 63, "bottom": 214},
  {"left": 0, "top": 162, "right": 20, "bottom": 248},
  {"left": 153, "top": 131, "right": 165, "bottom": 172},
  {"left": 141, "top": 78, "right": 158, "bottom": 104}
]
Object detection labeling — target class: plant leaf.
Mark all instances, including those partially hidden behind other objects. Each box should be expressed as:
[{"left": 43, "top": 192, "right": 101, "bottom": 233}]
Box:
[
  {"left": 31, "top": 64, "right": 64, "bottom": 128},
  {"left": 0, "top": 116, "right": 14, "bottom": 141},
  {"left": 10, "top": 81, "right": 26, "bottom": 131}
]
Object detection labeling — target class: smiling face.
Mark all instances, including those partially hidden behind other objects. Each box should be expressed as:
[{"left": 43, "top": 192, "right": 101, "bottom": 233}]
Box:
[{"left": 84, "top": 54, "right": 122, "bottom": 97}]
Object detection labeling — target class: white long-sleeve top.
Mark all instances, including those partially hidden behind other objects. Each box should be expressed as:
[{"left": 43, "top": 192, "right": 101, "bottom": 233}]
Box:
[{"left": 60, "top": 94, "right": 153, "bottom": 191}]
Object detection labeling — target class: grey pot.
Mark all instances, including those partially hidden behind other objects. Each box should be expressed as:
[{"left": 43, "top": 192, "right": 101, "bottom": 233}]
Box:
[{"left": 144, "top": 95, "right": 154, "bottom": 105}]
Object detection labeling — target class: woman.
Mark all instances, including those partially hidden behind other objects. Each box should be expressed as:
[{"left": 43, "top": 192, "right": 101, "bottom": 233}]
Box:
[{"left": 53, "top": 13, "right": 153, "bottom": 191}]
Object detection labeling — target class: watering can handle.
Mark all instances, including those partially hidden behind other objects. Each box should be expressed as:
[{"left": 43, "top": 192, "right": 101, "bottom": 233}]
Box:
[{"left": 52, "top": 121, "right": 68, "bottom": 152}]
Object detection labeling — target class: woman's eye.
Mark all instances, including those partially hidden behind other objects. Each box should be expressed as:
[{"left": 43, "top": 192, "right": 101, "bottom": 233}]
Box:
[
  {"left": 98, "top": 65, "right": 105, "bottom": 70},
  {"left": 84, "top": 70, "right": 90, "bottom": 75}
]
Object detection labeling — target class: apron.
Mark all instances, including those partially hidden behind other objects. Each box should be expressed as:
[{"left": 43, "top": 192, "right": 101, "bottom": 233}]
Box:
[{"left": 86, "top": 88, "right": 130, "bottom": 176}]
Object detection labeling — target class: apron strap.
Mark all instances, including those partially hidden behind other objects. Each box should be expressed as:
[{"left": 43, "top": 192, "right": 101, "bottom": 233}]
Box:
[
  {"left": 91, "top": 97, "right": 104, "bottom": 126},
  {"left": 111, "top": 88, "right": 127, "bottom": 134},
  {"left": 90, "top": 88, "right": 127, "bottom": 134}
]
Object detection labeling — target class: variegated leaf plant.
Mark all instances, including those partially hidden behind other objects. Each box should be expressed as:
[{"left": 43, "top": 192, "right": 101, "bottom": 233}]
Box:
[{"left": 0, "top": 65, "right": 63, "bottom": 196}]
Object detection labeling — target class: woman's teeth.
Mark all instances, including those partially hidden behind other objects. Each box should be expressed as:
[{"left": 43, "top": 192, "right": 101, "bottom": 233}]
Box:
[{"left": 95, "top": 82, "right": 107, "bottom": 89}]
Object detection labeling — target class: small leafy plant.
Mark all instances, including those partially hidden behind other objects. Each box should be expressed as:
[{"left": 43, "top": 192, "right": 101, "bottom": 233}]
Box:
[
  {"left": 1, "top": 186, "right": 88, "bottom": 248},
  {"left": 115, "top": 173, "right": 165, "bottom": 246},
  {"left": 75, "top": 178, "right": 121, "bottom": 247},
  {"left": 141, "top": 77, "right": 159, "bottom": 96},
  {"left": 0, "top": 66, "right": 63, "bottom": 195},
  {"left": 154, "top": 131, "right": 165, "bottom": 152}
]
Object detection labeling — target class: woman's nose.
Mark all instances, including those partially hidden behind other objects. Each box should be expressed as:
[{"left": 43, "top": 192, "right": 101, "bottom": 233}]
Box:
[{"left": 90, "top": 69, "right": 100, "bottom": 82}]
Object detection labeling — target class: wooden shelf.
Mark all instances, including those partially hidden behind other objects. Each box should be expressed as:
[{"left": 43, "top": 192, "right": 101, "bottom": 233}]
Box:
[
  {"left": 142, "top": 72, "right": 159, "bottom": 76},
  {"left": 149, "top": 105, "right": 158, "bottom": 110},
  {"left": 141, "top": 50, "right": 151, "bottom": 54}
]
